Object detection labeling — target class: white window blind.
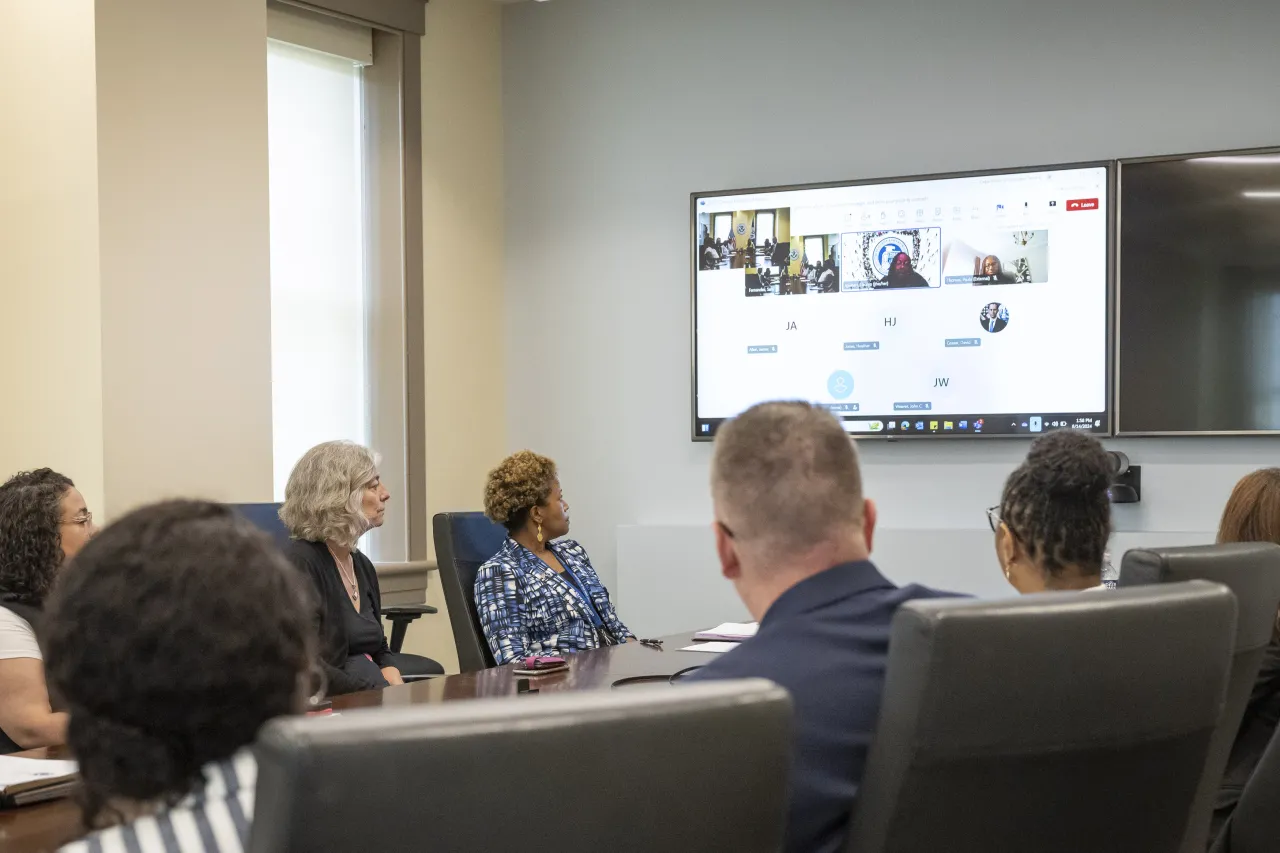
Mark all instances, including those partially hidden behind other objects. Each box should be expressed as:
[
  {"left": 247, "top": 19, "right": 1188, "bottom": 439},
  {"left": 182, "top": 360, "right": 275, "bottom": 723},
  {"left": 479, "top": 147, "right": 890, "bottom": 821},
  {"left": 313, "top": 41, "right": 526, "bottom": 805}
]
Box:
[
  {"left": 713, "top": 214, "right": 732, "bottom": 242},
  {"left": 756, "top": 211, "right": 775, "bottom": 244},
  {"left": 267, "top": 39, "right": 367, "bottom": 502},
  {"left": 804, "top": 236, "right": 824, "bottom": 265}
]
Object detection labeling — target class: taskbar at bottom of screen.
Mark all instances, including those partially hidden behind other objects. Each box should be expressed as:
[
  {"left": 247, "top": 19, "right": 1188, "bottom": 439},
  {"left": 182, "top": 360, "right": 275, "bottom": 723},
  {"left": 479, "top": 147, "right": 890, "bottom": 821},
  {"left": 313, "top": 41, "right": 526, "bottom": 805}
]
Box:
[{"left": 694, "top": 413, "right": 1108, "bottom": 439}]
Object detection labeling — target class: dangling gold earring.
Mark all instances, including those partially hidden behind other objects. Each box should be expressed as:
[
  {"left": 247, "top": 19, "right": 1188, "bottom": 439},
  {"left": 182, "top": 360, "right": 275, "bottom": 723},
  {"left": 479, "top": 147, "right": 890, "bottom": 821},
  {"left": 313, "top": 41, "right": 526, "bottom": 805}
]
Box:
[{"left": 536, "top": 523, "right": 544, "bottom": 544}]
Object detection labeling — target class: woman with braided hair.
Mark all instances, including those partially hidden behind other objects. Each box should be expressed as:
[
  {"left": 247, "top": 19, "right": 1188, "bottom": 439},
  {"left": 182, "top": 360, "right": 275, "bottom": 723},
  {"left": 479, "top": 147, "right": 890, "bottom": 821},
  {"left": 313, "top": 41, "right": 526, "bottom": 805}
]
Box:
[{"left": 987, "top": 430, "right": 1113, "bottom": 593}]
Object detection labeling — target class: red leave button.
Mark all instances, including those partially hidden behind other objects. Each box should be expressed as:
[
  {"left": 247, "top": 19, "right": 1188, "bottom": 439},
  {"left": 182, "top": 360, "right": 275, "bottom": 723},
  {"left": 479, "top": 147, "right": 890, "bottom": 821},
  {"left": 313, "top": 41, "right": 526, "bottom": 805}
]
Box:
[{"left": 1066, "top": 198, "right": 1099, "bottom": 211}]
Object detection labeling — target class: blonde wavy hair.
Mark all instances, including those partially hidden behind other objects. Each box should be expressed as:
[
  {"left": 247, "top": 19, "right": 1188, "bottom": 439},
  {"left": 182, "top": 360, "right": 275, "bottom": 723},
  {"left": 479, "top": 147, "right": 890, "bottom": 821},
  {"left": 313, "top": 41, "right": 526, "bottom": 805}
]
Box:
[
  {"left": 279, "top": 441, "right": 381, "bottom": 547},
  {"left": 483, "top": 451, "right": 557, "bottom": 532}
]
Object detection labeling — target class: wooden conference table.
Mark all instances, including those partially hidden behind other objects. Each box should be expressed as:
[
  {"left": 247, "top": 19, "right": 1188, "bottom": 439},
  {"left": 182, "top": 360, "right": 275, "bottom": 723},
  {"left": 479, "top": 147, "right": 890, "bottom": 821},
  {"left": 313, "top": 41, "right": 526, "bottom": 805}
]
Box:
[{"left": 0, "top": 632, "right": 713, "bottom": 853}]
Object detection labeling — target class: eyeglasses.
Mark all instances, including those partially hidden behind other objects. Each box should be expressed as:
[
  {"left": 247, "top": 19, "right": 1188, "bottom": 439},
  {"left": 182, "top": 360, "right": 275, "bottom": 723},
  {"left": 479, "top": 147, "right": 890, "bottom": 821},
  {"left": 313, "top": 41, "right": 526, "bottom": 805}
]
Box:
[
  {"left": 61, "top": 511, "right": 93, "bottom": 528},
  {"left": 987, "top": 506, "right": 1021, "bottom": 542},
  {"left": 716, "top": 521, "right": 736, "bottom": 539},
  {"left": 985, "top": 505, "right": 1001, "bottom": 533}
]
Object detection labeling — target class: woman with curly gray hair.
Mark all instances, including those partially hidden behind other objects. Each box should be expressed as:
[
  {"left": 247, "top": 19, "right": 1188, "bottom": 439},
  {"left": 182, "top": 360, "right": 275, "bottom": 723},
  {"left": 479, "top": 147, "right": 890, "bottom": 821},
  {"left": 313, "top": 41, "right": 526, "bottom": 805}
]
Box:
[
  {"left": 0, "top": 468, "right": 97, "bottom": 753},
  {"left": 280, "top": 441, "right": 441, "bottom": 694}
]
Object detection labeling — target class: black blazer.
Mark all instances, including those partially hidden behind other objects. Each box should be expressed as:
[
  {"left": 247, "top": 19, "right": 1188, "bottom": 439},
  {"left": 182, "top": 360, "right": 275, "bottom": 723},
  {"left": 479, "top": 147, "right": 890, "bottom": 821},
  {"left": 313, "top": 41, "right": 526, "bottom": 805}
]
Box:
[
  {"left": 284, "top": 539, "right": 393, "bottom": 695},
  {"left": 1213, "top": 639, "right": 1280, "bottom": 838}
]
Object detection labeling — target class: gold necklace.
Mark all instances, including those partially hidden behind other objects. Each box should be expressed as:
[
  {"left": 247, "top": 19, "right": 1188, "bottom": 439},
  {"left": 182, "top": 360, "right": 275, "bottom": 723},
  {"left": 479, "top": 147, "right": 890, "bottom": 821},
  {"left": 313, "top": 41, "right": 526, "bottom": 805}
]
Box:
[{"left": 327, "top": 545, "right": 360, "bottom": 609}]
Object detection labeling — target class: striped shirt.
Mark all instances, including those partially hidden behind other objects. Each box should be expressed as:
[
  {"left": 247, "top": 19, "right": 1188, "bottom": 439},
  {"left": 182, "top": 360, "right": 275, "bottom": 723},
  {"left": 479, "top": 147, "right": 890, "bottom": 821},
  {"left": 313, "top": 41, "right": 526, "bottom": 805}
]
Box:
[{"left": 60, "top": 751, "right": 256, "bottom": 853}]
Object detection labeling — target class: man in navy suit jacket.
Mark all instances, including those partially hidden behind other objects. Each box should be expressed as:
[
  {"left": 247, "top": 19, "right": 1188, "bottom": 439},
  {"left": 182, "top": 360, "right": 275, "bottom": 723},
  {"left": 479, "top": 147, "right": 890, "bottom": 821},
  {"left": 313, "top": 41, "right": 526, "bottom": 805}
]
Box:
[{"left": 690, "top": 401, "right": 958, "bottom": 853}]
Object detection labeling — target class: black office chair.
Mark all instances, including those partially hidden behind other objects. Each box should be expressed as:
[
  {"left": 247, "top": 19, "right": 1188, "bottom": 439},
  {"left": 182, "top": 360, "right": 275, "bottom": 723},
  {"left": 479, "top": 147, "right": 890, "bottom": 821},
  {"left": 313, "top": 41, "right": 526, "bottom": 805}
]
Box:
[
  {"left": 1210, "top": 726, "right": 1280, "bottom": 853},
  {"left": 432, "top": 511, "right": 506, "bottom": 672},
  {"left": 229, "top": 503, "right": 440, "bottom": 676},
  {"left": 1120, "top": 542, "right": 1280, "bottom": 853},
  {"left": 249, "top": 679, "right": 792, "bottom": 853},
  {"left": 845, "top": 581, "right": 1237, "bottom": 853},
  {"left": 229, "top": 502, "right": 293, "bottom": 551}
]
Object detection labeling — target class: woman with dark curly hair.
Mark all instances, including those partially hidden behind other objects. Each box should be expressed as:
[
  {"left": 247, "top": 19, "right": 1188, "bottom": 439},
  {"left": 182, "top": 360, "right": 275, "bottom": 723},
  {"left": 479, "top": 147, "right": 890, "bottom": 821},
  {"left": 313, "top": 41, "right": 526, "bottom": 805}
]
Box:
[
  {"left": 987, "top": 430, "right": 1113, "bottom": 593},
  {"left": 0, "top": 468, "right": 97, "bottom": 754},
  {"left": 475, "top": 451, "right": 633, "bottom": 665},
  {"left": 45, "top": 500, "right": 315, "bottom": 852}
]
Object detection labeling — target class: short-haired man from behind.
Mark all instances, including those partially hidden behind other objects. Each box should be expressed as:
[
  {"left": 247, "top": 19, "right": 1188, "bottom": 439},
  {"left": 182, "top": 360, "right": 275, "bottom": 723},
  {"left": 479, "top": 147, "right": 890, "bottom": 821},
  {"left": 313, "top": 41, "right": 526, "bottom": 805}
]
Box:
[{"left": 688, "top": 401, "right": 959, "bottom": 853}]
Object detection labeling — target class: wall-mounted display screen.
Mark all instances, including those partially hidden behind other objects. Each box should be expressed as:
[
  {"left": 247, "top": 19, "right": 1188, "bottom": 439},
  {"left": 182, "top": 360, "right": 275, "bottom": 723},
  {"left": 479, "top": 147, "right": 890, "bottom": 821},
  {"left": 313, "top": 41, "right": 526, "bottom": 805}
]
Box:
[
  {"left": 1118, "top": 151, "right": 1280, "bottom": 434},
  {"left": 692, "top": 164, "right": 1112, "bottom": 439}
]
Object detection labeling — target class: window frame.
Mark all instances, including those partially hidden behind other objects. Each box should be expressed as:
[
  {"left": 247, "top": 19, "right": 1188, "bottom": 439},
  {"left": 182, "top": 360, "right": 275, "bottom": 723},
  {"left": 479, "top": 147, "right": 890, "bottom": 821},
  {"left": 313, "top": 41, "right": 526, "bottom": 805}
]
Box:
[{"left": 266, "top": 0, "right": 428, "bottom": 561}]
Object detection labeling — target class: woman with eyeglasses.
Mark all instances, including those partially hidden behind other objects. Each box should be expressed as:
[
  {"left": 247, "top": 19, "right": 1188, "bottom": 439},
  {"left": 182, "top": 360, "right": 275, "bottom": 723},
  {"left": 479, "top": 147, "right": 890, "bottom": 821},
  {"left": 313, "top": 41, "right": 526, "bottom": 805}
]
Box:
[
  {"left": 0, "top": 468, "right": 98, "bottom": 753},
  {"left": 475, "top": 451, "right": 634, "bottom": 665},
  {"left": 988, "top": 430, "right": 1112, "bottom": 593}
]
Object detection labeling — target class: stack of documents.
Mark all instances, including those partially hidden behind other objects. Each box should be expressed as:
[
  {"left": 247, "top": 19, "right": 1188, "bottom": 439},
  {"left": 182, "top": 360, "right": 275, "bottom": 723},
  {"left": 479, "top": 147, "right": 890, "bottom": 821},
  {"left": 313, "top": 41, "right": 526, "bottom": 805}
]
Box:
[
  {"left": 0, "top": 755, "right": 79, "bottom": 808},
  {"left": 681, "top": 621, "right": 759, "bottom": 653},
  {"left": 693, "top": 622, "right": 758, "bottom": 641}
]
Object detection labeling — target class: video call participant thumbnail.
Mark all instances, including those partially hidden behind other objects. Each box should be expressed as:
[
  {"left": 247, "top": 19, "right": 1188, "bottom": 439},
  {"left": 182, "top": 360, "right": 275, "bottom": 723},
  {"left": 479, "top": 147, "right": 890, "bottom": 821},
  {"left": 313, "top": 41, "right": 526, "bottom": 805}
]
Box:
[
  {"left": 882, "top": 252, "right": 930, "bottom": 289},
  {"left": 974, "top": 255, "right": 1018, "bottom": 285},
  {"left": 980, "top": 302, "right": 1010, "bottom": 333}
]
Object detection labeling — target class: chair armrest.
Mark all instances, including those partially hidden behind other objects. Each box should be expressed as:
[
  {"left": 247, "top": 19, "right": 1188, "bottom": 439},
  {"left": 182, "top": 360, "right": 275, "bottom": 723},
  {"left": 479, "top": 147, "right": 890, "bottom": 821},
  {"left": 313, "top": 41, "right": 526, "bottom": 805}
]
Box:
[
  {"left": 383, "top": 604, "right": 438, "bottom": 617},
  {"left": 383, "top": 605, "right": 437, "bottom": 653}
]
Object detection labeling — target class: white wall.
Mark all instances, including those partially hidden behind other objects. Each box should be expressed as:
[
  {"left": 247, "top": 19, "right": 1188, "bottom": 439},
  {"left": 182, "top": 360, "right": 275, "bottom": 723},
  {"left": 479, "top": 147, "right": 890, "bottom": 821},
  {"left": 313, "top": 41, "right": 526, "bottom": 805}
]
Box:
[
  {"left": 404, "top": 0, "right": 506, "bottom": 672},
  {"left": 502, "top": 0, "right": 1280, "bottom": 630},
  {"left": 0, "top": 2, "right": 105, "bottom": 514}
]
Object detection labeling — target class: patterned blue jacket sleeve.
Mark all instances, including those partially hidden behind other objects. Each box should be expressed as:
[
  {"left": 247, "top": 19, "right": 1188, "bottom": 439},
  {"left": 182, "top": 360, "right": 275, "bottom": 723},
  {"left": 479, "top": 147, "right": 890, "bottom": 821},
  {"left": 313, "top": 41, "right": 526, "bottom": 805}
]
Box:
[
  {"left": 565, "top": 541, "right": 634, "bottom": 641},
  {"left": 474, "top": 557, "right": 528, "bottom": 665}
]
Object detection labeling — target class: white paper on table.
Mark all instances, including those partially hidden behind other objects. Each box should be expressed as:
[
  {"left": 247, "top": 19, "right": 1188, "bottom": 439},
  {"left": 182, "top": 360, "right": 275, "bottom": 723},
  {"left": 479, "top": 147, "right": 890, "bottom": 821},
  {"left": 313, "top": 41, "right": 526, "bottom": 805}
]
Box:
[
  {"left": 0, "top": 755, "right": 79, "bottom": 792},
  {"left": 693, "top": 622, "right": 758, "bottom": 641},
  {"left": 681, "top": 641, "right": 741, "bottom": 654}
]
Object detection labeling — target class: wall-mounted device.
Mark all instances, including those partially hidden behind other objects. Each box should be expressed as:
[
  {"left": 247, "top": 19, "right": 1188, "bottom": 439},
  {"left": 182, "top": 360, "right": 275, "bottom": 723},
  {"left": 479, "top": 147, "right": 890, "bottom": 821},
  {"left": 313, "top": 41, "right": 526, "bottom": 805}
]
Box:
[{"left": 1106, "top": 451, "right": 1141, "bottom": 503}]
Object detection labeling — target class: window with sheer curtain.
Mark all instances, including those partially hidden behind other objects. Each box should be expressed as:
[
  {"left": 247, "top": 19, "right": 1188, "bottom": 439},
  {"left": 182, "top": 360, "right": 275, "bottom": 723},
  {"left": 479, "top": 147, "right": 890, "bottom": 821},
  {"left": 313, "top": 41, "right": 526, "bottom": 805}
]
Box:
[
  {"left": 756, "top": 211, "right": 775, "bottom": 245},
  {"left": 266, "top": 5, "right": 417, "bottom": 563},
  {"left": 267, "top": 39, "right": 367, "bottom": 502},
  {"left": 714, "top": 213, "right": 732, "bottom": 242},
  {"left": 804, "top": 236, "right": 825, "bottom": 266}
]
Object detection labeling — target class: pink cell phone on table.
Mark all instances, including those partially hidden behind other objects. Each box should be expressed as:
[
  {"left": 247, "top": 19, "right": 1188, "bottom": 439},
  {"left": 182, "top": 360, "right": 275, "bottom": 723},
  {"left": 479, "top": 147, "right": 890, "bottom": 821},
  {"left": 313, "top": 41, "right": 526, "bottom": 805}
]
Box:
[{"left": 514, "top": 655, "right": 568, "bottom": 676}]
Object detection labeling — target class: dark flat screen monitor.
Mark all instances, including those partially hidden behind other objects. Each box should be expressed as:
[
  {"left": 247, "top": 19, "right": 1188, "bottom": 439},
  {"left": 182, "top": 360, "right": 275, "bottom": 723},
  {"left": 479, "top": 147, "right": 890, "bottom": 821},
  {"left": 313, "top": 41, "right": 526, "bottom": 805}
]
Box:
[
  {"left": 691, "top": 163, "right": 1114, "bottom": 440},
  {"left": 1118, "top": 150, "right": 1280, "bottom": 434}
]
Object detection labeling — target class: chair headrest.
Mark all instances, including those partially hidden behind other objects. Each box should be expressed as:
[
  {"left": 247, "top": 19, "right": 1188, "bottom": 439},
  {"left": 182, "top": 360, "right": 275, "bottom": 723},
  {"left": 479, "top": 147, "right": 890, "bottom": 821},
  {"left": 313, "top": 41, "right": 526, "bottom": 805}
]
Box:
[
  {"left": 228, "top": 503, "right": 291, "bottom": 549},
  {"left": 1121, "top": 543, "right": 1280, "bottom": 649},
  {"left": 887, "top": 581, "right": 1237, "bottom": 752},
  {"left": 264, "top": 678, "right": 789, "bottom": 750},
  {"left": 438, "top": 512, "right": 507, "bottom": 566},
  {"left": 252, "top": 679, "right": 793, "bottom": 853}
]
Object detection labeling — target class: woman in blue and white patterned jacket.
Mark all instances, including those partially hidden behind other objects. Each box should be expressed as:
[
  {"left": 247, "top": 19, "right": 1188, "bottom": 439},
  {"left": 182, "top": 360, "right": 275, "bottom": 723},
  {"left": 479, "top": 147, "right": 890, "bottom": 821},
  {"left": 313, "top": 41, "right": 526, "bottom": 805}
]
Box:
[{"left": 475, "top": 451, "right": 634, "bottom": 665}]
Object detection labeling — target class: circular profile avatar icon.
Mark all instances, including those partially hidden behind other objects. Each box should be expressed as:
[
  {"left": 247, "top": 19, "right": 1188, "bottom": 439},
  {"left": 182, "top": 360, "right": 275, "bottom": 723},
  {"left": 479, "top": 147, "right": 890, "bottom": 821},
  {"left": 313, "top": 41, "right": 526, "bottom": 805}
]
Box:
[
  {"left": 979, "top": 302, "right": 1010, "bottom": 334},
  {"left": 828, "top": 370, "right": 854, "bottom": 400}
]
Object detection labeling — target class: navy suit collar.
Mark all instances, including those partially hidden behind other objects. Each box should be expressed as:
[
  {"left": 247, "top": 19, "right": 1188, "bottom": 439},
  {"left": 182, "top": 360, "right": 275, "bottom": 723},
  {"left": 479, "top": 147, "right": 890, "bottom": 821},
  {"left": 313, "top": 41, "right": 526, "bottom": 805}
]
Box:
[{"left": 761, "top": 560, "right": 896, "bottom": 626}]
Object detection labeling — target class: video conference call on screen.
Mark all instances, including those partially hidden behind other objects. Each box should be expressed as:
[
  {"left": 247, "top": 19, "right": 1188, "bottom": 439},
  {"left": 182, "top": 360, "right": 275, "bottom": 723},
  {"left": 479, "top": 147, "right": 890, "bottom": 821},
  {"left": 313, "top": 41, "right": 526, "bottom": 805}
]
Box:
[{"left": 693, "top": 165, "right": 1111, "bottom": 439}]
